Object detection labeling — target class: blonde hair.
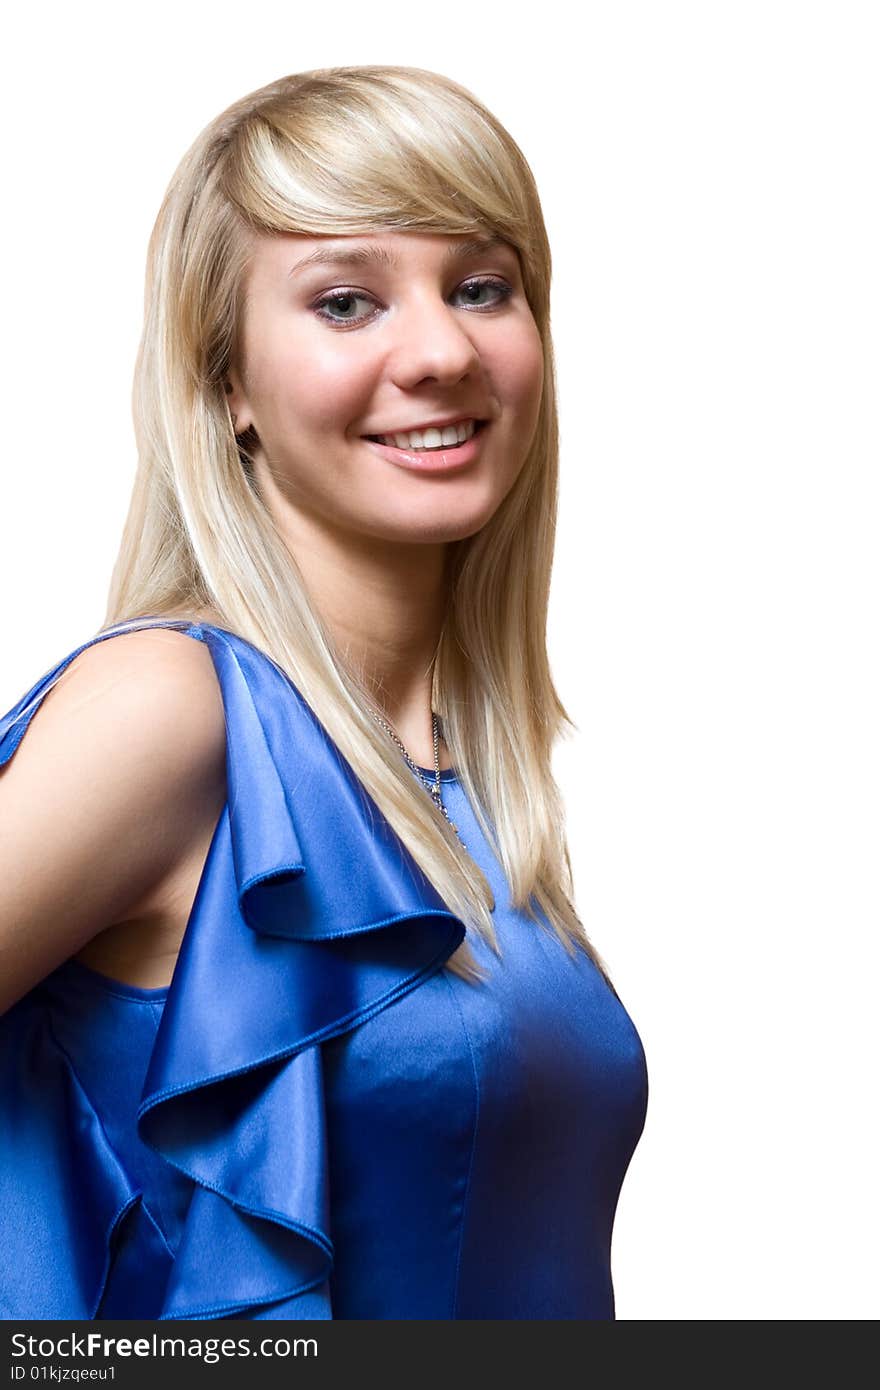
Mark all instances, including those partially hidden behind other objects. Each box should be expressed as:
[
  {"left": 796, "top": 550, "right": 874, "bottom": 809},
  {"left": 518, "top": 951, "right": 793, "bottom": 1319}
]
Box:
[{"left": 103, "top": 64, "right": 616, "bottom": 991}]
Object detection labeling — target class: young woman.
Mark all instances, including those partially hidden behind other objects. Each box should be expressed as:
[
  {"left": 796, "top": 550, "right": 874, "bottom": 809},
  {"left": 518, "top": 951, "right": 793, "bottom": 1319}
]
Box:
[{"left": 0, "top": 65, "right": 648, "bottom": 1320}]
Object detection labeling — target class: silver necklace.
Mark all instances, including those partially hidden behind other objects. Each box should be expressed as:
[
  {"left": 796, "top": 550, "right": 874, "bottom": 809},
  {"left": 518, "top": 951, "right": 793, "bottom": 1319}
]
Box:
[{"left": 372, "top": 709, "right": 467, "bottom": 850}]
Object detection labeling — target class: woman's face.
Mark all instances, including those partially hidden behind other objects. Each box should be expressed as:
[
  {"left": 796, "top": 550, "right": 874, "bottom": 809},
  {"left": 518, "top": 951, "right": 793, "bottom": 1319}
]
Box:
[{"left": 227, "top": 230, "right": 544, "bottom": 547}]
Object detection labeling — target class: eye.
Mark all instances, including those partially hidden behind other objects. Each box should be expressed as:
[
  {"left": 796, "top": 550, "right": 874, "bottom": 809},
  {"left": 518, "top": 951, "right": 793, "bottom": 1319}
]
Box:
[
  {"left": 311, "top": 276, "right": 514, "bottom": 328},
  {"left": 455, "top": 277, "right": 514, "bottom": 309},
  {"left": 312, "top": 290, "right": 376, "bottom": 326}
]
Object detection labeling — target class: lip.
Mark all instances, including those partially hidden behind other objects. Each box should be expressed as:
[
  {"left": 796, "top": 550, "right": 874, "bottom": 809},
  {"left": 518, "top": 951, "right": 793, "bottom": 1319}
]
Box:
[
  {"left": 363, "top": 414, "right": 486, "bottom": 435},
  {"left": 362, "top": 420, "right": 488, "bottom": 474}
]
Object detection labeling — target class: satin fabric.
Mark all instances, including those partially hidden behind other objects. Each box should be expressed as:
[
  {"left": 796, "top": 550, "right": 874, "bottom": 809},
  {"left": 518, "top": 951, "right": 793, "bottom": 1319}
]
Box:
[{"left": 0, "top": 619, "right": 648, "bottom": 1320}]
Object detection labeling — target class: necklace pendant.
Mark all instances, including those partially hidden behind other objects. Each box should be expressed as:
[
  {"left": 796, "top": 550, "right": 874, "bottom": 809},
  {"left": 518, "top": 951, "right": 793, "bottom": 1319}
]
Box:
[{"left": 374, "top": 706, "right": 467, "bottom": 852}]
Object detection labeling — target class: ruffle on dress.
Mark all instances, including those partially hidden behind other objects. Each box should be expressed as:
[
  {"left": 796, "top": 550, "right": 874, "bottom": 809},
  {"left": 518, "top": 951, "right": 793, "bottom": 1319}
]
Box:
[{"left": 0, "top": 619, "right": 466, "bottom": 1319}]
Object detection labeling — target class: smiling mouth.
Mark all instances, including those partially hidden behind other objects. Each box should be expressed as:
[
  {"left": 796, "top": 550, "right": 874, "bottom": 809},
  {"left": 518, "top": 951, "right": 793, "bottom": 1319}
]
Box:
[
  {"left": 362, "top": 420, "right": 488, "bottom": 449},
  {"left": 360, "top": 419, "right": 489, "bottom": 473}
]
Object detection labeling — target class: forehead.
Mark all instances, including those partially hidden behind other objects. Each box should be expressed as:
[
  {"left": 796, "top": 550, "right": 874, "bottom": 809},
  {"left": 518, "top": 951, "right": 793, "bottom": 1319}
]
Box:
[{"left": 251, "top": 230, "right": 518, "bottom": 282}]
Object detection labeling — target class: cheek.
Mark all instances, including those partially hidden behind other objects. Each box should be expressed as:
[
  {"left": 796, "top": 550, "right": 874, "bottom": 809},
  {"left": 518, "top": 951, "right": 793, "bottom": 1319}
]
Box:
[
  {"left": 492, "top": 312, "right": 543, "bottom": 390},
  {"left": 291, "top": 343, "right": 373, "bottom": 427},
  {"left": 247, "top": 331, "right": 374, "bottom": 435},
  {"left": 506, "top": 328, "right": 545, "bottom": 426}
]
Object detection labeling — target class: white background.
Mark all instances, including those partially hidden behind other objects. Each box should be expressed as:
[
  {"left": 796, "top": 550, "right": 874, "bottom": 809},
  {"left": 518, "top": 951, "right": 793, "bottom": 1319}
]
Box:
[{"left": 2, "top": 1, "right": 877, "bottom": 1320}]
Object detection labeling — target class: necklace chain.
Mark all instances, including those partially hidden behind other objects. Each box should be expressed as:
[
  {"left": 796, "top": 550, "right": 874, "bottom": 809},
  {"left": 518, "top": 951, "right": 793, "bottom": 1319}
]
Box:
[{"left": 371, "top": 708, "right": 467, "bottom": 850}]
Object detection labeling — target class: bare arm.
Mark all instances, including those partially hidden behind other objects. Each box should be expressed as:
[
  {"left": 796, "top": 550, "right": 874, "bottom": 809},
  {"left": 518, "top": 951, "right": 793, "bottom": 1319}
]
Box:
[{"left": 0, "top": 628, "right": 227, "bottom": 1015}]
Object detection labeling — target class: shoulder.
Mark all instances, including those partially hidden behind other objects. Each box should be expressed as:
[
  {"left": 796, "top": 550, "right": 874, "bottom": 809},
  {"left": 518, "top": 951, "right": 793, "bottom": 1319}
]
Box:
[
  {"left": 61, "top": 624, "right": 224, "bottom": 721},
  {"left": 19, "top": 626, "right": 226, "bottom": 775},
  {"left": 0, "top": 625, "right": 227, "bottom": 1012}
]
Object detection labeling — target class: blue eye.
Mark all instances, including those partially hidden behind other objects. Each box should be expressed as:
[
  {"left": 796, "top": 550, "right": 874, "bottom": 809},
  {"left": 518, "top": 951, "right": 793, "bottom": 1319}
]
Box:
[
  {"left": 313, "top": 290, "right": 375, "bottom": 325},
  {"left": 312, "top": 276, "right": 513, "bottom": 327}
]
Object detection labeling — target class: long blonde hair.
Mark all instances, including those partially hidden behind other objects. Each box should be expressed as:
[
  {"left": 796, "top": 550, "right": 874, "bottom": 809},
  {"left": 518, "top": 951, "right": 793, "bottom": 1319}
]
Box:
[{"left": 104, "top": 65, "right": 616, "bottom": 991}]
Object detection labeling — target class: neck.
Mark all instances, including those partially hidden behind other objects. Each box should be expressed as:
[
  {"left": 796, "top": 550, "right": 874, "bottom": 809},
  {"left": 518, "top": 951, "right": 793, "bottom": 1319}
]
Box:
[{"left": 272, "top": 506, "right": 455, "bottom": 771}]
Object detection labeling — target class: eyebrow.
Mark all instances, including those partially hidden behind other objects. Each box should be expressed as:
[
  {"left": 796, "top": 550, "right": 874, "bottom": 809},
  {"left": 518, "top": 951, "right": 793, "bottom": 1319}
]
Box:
[{"left": 287, "top": 234, "right": 512, "bottom": 279}]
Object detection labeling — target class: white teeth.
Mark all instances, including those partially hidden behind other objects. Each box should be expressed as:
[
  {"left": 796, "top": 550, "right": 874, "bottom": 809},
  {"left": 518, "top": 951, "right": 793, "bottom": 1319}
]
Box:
[{"left": 376, "top": 419, "right": 478, "bottom": 450}]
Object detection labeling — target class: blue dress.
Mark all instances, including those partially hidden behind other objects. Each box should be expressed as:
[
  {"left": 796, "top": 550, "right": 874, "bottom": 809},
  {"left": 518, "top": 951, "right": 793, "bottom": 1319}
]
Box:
[{"left": 0, "top": 619, "right": 648, "bottom": 1320}]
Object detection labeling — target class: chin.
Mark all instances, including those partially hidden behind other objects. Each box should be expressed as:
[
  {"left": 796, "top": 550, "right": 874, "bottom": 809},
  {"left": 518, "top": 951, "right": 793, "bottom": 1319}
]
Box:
[{"left": 360, "top": 487, "right": 506, "bottom": 545}]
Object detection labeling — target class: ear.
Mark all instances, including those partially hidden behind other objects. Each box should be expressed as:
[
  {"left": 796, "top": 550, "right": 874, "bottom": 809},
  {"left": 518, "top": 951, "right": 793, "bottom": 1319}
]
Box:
[{"left": 223, "top": 369, "right": 256, "bottom": 435}]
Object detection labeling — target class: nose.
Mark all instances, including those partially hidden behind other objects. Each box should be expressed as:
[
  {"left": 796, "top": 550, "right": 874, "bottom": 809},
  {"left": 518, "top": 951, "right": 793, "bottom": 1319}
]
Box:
[{"left": 386, "top": 288, "right": 484, "bottom": 389}]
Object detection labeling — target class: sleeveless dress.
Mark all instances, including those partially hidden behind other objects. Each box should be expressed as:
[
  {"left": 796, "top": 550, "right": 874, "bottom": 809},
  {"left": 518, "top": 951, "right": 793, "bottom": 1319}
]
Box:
[{"left": 0, "top": 619, "right": 648, "bottom": 1320}]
